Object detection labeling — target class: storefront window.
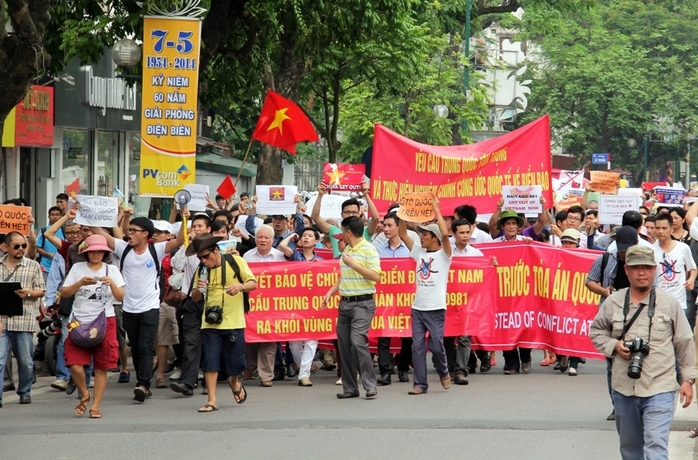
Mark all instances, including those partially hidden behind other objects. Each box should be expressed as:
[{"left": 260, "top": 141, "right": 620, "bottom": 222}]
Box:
[
  {"left": 97, "top": 131, "right": 119, "bottom": 196},
  {"left": 61, "top": 129, "right": 92, "bottom": 194},
  {"left": 127, "top": 132, "right": 140, "bottom": 205}
]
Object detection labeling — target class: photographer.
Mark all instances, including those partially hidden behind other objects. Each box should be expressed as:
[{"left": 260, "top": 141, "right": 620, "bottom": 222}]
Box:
[
  {"left": 188, "top": 233, "right": 257, "bottom": 412},
  {"left": 590, "top": 245, "right": 696, "bottom": 460}
]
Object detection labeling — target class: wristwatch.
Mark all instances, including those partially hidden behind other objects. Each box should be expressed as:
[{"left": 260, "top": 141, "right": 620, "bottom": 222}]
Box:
[{"left": 687, "top": 379, "right": 695, "bottom": 385}]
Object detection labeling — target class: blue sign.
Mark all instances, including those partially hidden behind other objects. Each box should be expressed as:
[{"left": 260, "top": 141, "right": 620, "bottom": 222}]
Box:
[{"left": 591, "top": 153, "right": 610, "bottom": 165}]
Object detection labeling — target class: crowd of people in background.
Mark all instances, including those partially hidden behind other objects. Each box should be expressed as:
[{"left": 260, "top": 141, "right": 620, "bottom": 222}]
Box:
[{"left": 0, "top": 180, "right": 697, "bottom": 444}]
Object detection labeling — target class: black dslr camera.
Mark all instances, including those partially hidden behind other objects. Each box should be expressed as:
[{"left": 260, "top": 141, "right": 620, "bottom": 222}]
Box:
[
  {"left": 623, "top": 337, "right": 650, "bottom": 379},
  {"left": 204, "top": 306, "right": 224, "bottom": 324}
]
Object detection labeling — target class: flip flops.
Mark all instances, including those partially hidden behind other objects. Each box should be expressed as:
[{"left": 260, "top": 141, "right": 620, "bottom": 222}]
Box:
[
  {"left": 198, "top": 404, "right": 218, "bottom": 413},
  {"left": 228, "top": 377, "right": 247, "bottom": 404}
]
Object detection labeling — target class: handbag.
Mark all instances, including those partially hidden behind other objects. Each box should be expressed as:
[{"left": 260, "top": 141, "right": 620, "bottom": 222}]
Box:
[
  {"left": 163, "top": 286, "right": 186, "bottom": 308},
  {"left": 70, "top": 309, "right": 107, "bottom": 348}
]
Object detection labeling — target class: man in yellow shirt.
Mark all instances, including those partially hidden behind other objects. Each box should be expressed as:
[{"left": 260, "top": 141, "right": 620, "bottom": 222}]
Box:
[
  {"left": 323, "top": 216, "right": 382, "bottom": 399},
  {"left": 188, "top": 234, "right": 257, "bottom": 413}
]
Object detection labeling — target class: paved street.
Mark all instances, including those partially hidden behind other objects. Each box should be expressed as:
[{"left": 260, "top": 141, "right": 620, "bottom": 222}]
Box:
[{"left": 1, "top": 355, "right": 696, "bottom": 459}]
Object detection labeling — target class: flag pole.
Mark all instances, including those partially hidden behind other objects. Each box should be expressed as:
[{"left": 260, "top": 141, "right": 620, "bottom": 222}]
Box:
[{"left": 235, "top": 137, "right": 254, "bottom": 188}]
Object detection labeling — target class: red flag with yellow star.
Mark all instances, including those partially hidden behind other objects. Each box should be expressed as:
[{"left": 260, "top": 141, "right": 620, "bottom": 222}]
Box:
[{"left": 251, "top": 90, "right": 319, "bottom": 155}]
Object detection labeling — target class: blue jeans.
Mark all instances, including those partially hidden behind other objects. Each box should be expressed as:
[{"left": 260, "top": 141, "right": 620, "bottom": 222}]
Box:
[
  {"left": 0, "top": 331, "right": 34, "bottom": 404},
  {"left": 612, "top": 390, "right": 674, "bottom": 460}
]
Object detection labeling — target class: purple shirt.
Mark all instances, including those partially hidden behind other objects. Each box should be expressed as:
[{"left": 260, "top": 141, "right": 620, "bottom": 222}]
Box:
[{"left": 522, "top": 226, "right": 539, "bottom": 239}]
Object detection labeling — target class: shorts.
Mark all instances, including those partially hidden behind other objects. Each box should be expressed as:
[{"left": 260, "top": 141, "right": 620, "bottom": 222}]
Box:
[
  {"left": 158, "top": 302, "right": 180, "bottom": 346},
  {"left": 64, "top": 316, "right": 119, "bottom": 370},
  {"left": 201, "top": 328, "right": 246, "bottom": 376}
]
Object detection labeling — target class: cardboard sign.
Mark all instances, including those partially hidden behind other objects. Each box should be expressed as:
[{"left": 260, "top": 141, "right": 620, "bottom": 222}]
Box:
[
  {"left": 304, "top": 193, "right": 347, "bottom": 221},
  {"left": 589, "top": 171, "right": 620, "bottom": 194},
  {"left": 323, "top": 163, "right": 365, "bottom": 191},
  {"left": 396, "top": 192, "right": 435, "bottom": 222},
  {"left": 255, "top": 185, "right": 298, "bottom": 215},
  {"left": 0, "top": 205, "right": 32, "bottom": 236},
  {"left": 74, "top": 195, "right": 119, "bottom": 227},
  {"left": 553, "top": 190, "right": 582, "bottom": 210},
  {"left": 555, "top": 170, "right": 585, "bottom": 191},
  {"left": 184, "top": 184, "right": 209, "bottom": 212},
  {"left": 598, "top": 195, "right": 640, "bottom": 225},
  {"left": 654, "top": 187, "right": 685, "bottom": 207},
  {"left": 502, "top": 186, "right": 542, "bottom": 217}
]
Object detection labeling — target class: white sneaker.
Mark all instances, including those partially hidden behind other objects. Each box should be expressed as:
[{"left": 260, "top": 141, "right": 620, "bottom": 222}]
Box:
[
  {"left": 169, "top": 368, "right": 182, "bottom": 381},
  {"left": 568, "top": 367, "right": 578, "bottom": 376},
  {"left": 50, "top": 379, "right": 68, "bottom": 391},
  {"left": 335, "top": 378, "right": 342, "bottom": 385},
  {"left": 88, "top": 380, "right": 94, "bottom": 388},
  {"left": 198, "top": 370, "right": 204, "bottom": 380}
]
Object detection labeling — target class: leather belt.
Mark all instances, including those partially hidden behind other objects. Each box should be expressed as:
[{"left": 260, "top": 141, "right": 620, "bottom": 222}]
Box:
[{"left": 340, "top": 294, "right": 374, "bottom": 303}]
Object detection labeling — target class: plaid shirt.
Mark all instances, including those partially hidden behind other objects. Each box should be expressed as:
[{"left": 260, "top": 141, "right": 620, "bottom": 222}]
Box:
[{"left": 0, "top": 255, "right": 45, "bottom": 332}]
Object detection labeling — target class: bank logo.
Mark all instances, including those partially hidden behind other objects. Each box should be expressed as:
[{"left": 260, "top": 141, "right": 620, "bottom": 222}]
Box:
[{"left": 177, "top": 165, "right": 191, "bottom": 181}]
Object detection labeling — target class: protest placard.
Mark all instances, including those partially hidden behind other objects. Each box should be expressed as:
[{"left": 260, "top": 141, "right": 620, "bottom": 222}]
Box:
[
  {"left": 185, "top": 184, "right": 209, "bottom": 211},
  {"left": 234, "top": 215, "right": 264, "bottom": 237},
  {"left": 255, "top": 185, "right": 298, "bottom": 215},
  {"left": 304, "top": 193, "right": 347, "bottom": 220},
  {"left": 396, "top": 192, "right": 435, "bottom": 222},
  {"left": 553, "top": 190, "right": 582, "bottom": 210},
  {"left": 654, "top": 187, "right": 685, "bottom": 207},
  {"left": 323, "top": 163, "right": 365, "bottom": 191},
  {"left": 590, "top": 171, "right": 620, "bottom": 194},
  {"left": 555, "top": 170, "right": 585, "bottom": 191},
  {"left": 0, "top": 205, "right": 32, "bottom": 236},
  {"left": 74, "top": 195, "right": 119, "bottom": 227},
  {"left": 502, "top": 186, "right": 542, "bottom": 217},
  {"left": 598, "top": 194, "right": 640, "bottom": 225},
  {"left": 617, "top": 187, "right": 643, "bottom": 197}
]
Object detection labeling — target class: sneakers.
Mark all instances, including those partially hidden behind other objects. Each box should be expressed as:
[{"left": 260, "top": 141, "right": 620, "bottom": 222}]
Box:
[
  {"left": 335, "top": 377, "right": 342, "bottom": 386},
  {"left": 198, "top": 370, "right": 204, "bottom": 380},
  {"left": 521, "top": 361, "right": 532, "bottom": 374},
  {"left": 568, "top": 367, "right": 578, "bottom": 376},
  {"left": 169, "top": 368, "right": 182, "bottom": 381},
  {"left": 50, "top": 379, "right": 68, "bottom": 391},
  {"left": 298, "top": 376, "right": 312, "bottom": 387}
]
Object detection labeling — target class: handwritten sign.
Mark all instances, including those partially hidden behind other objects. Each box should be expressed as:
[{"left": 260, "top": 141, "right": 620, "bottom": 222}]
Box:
[
  {"left": 617, "top": 187, "right": 643, "bottom": 197},
  {"left": 590, "top": 171, "right": 620, "bottom": 194},
  {"left": 304, "top": 193, "right": 347, "bottom": 220},
  {"left": 255, "top": 185, "right": 298, "bottom": 215},
  {"left": 185, "top": 184, "right": 209, "bottom": 212},
  {"left": 74, "top": 195, "right": 119, "bottom": 227},
  {"left": 396, "top": 192, "right": 435, "bottom": 222},
  {"left": 502, "top": 186, "right": 542, "bottom": 217},
  {"left": 654, "top": 187, "right": 685, "bottom": 207},
  {"left": 323, "top": 163, "right": 365, "bottom": 191},
  {"left": 0, "top": 205, "right": 32, "bottom": 236},
  {"left": 598, "top": 195, "right": 640, "bottom": 225}
]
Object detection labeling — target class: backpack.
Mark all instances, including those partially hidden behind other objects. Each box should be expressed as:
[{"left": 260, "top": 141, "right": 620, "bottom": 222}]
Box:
[
  {"left": 185, "top": 253, "right": 250, "bottom": 313},
  {"left": 120, "top": 243, "right": 164, "bottom": 302},
  {"left": 35, "top": 226, "right": 49, "bottom": 262}
]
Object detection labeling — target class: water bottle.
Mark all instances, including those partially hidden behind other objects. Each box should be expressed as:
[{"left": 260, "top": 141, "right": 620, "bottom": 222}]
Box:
[{"left": 199, "top": 267, "right": 209, "bottom": 297}]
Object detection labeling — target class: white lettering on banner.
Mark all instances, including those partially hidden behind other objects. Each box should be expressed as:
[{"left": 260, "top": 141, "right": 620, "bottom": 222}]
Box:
[
  {"left": 84, "top": 66, "right": 138, "bottom": 116},
  {"left": 74, "top": 195, "right": 119, "bottom": 227}
]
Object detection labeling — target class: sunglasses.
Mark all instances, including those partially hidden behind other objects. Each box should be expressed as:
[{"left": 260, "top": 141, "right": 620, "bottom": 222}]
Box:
[
  {"left": 13, "top": 243, "right": 27, "bottom": 250},
  {"left": 197, "top": 251, "right": 213, "bottom": 261}
]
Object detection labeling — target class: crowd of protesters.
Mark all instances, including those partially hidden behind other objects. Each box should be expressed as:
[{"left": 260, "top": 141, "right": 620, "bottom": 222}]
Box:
[{"left": 0, "top": 181, "right": 697, "bottom": 442}]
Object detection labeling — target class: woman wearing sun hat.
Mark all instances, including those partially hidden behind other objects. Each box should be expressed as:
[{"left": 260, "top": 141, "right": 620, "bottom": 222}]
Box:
[{"left": 61, "top": 234, "right": 125, "bottom": 419}]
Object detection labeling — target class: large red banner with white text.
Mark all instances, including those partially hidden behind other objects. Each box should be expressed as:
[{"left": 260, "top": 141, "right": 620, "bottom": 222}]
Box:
[
  {"left": 371, "top": 115, "right": 552, "bottom": 216},
  {"left": 245, "top": 243, "right": 604, "bottom": 359}
]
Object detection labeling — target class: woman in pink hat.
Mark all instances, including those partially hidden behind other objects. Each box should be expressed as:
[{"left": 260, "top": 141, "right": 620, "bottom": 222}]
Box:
[{"left": 60, "top": 234, "right": 125, "bottom": 419}]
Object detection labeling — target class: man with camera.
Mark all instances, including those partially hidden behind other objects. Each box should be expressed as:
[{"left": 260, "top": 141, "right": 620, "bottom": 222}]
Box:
[
  {"left": 590, "top": 245, "right": 696, "bottom": 460},
  {"left": 188, "top": 233, "right": 257, "bottom": 412}
]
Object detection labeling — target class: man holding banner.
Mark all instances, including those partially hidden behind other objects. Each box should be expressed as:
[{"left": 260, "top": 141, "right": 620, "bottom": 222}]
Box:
[{"left": 398, "top": 196, "right": 452, "bottom": 395}]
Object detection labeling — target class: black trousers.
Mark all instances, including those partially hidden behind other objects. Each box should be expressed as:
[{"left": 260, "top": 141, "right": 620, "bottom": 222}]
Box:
[
  {"left": 178, "top": 307, "right": 202, "bottom": 389},
  {"left": 122, "top": 309, "right": 159, "bottom": 390},
  {"left": 502, "top": 347, "right": 531, "bottom": 371},
  {"left": 377, "top": 337, "right": 412, "bottom": 375}
]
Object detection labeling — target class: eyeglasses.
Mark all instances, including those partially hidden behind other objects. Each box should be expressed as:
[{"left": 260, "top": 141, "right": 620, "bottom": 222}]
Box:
[
  {"left": 342, "top": 210, "right": 360, "bottom": 216},
  {"left": 197, "top": 251, "right": 213, "bottom": 261},
  {"left": 566, "top": 216, "right": 581, "bottom": 222},
  {"left": 127, "top": 228, "right": 145, "bottom": 234},
  {"left": 65, "top": 231, "right": 80, "bottom": 236},
  {"left": 13, "top": 243, "right": 27, "bottom": 250}
]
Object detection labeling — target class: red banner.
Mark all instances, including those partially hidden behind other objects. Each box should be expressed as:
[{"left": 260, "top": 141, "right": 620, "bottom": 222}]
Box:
[
  {"left": 14, "top": 85, "right": 54, "bottom": 147},
  {"left": 245, "top": 243, "right": 605, "bottom": 359},
  {"left": 371, "top": 115, "right": 552, "bottom": 216}
]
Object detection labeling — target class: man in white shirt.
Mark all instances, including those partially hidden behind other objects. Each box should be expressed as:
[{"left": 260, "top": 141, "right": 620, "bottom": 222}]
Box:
[
  {"left": 92, "top": 216, "right": 184, "bottom": 402},
  {"left": 243, "top": 225, "right": 285, "bottom": 387},
  {"left": 454, "top": 204, "right": 493, "bottom": 244},
  {"left": 652, "top": 213, "right": 696, "bottom": 310},
  {"left": 398, "top": 196, "right": 452, "bottom": 395}
]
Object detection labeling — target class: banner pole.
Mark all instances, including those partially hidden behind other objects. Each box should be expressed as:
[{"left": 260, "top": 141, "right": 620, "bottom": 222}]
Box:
[{"left": 235, "top": 138, "right": 254, "bottom": 188}]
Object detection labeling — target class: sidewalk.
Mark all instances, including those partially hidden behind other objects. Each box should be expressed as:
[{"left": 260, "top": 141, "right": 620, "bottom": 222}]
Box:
[{"left": 670, "top": 395, "right": 698, "bottom": 459}]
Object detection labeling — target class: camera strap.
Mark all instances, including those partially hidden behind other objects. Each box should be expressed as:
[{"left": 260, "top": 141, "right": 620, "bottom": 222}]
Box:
[{"left": 619, "top": 288, "right": 655, "bottom": 342}]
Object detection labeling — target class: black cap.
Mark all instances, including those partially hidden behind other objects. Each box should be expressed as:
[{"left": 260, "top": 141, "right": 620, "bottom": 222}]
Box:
[{"left": 616, "top": 226, "right": 638, "bottom": 252}]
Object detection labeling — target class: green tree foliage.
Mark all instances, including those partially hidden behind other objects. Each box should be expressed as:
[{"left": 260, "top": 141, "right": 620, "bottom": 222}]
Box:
[{"left": 519, "top": 0, "right": 698, "bottom": 180}]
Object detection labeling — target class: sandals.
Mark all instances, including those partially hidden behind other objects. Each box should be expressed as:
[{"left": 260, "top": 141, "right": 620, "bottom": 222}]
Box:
[
  {"left": 540, "top": 359, "right": 551, "bottom": 366},
  {"left": 198, "top": 403, "right": 218, "bottom": 413},
  {"left": 75, "top": 393, "right": 90, "bottom": 416},
  {"left": 228, "top": 377, "right": 247, "bottom": 404},
  {"left": 89, "top": 409, "right": 102, "bottom": 419},
  {"left": 310, "top": 364, "right": 318, "bottom": 374}
]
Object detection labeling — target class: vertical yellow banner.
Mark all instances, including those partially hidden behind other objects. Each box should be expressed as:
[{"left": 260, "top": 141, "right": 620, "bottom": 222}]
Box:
[
  {"left": 2, "top": 108, "right": 16, "bottom": 147},
  {"left": 140, "top": 17, "right": 201, "bottom": 197}
]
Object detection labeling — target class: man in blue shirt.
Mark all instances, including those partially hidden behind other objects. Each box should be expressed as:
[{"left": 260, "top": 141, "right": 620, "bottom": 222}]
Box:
[{"left": 36, "top": 206, "right": 64, "bottom": 280}]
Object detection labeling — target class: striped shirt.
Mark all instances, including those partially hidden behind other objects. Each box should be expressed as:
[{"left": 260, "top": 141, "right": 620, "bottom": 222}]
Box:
[
  {"left": 339, "top": 238, "right": 381, "bottom": 296},
  {"left": 0, "top": 255, "right": 45, "bottom": 332}
]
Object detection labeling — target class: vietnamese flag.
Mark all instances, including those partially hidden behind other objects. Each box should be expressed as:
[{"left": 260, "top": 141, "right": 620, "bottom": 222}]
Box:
[
  {"left": 251, "top": 91, "right": 319, "bottom": 155},
  {"left": 66, "top": 178, "right": 80, "bottom": 198}
]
